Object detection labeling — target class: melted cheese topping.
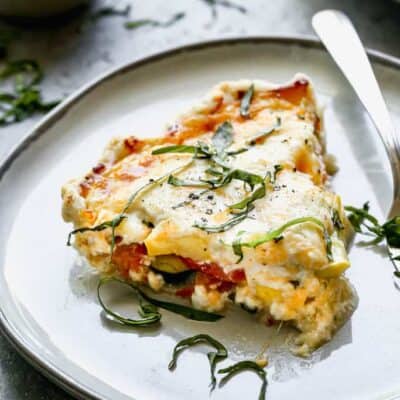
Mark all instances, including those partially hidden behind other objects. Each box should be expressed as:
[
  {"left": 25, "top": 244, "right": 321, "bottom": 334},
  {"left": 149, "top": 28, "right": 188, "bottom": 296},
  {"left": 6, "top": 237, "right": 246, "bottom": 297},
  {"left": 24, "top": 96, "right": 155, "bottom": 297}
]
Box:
[{"left": 62, "top": 74, "right": 356, "bottom": 355}]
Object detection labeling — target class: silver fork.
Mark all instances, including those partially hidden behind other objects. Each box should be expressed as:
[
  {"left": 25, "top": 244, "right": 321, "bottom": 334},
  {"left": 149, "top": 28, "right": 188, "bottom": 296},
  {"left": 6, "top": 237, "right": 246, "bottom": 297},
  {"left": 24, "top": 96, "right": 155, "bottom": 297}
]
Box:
[{"left": 312, "top": 10, "right": 400, "bottom": 270}]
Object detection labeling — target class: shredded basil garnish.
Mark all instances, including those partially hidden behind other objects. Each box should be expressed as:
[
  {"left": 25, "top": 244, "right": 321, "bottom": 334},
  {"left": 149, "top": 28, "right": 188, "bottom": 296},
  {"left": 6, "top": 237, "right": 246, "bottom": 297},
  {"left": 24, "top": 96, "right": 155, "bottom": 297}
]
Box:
[
  {"left": 98, "top": 278, "right": 223, "bottom": 322},
  {"left": 240, "top": 84, "right": 254, "bottom": 118},
  {"left": 194, "top": 164, "right": 284, "bottom": 233},
  {"left": 140, "top": 291, "right": 223, "bottom": 321},
  {"left": 124, "top": 12, "right": 185, "bottom": 30},
  {"left": 233, "top": 216, "right": 332, "bottom": 263},
  {"left": 331, "top": 208, "right": 344, "bottom": 230},
  {"left": 152, "top": 144, "right": 200, "bottom": 155},
  {"left": 247, "top": 117, "right": 282, "bottom": 146},
  {"left": 218, "top": 361, "right": 267, "bottom": 400},
  {"left": 229, "top": 186, "right": 265, "bottom": 211},
  {"left": 203, "top": 169, "right": 264, "bottom": 190},
  {"left": 67, "top": 214, "right": 126, "bottom": 249},
  {"left": 154, "top": 122, "right": 239, "bottom": 192},
  {"left": 153, "top": 123, "right": 283, "bottom": 233},
  {"left": 154, "top": 120, "right": 278, "bottom": 190},
  {"left": 195, "top": 206, "right": 253, "bottom": 233},
  {"left": 212, "top": 121, "right": 234, "bottom": 153},
  {"left": 193, "top": 170, "right": 264, "bottom": 232},
  {"left": 97, "top": 278, "right": 161, "bottom": 326},
  {"left": 153, "top": 121, "right": 235, "bottom": 165},
  {"left": 269, "top": 164, "right": 283, "bottom": 184},
  {"left": 167, "top": 175, "right": 211, "bottom": 188},
  {"left": 168, "top": 334, "right": 228, "bottom": 390}
]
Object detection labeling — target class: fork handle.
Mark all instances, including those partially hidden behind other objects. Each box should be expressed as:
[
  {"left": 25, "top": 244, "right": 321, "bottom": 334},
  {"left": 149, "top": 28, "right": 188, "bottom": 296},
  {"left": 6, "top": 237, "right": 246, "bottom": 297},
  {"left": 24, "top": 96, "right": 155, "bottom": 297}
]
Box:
[{"left": 312, "top": 10, "right": 400, "bottom": 210}]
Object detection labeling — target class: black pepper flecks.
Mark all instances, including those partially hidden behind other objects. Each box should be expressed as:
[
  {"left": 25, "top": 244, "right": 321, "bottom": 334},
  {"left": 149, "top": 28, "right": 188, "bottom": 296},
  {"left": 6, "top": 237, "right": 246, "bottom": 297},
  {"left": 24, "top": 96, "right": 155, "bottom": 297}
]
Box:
[
  {"left": 188, "top": 193, "right": 200, "bottom": 200},
  {"left": 142, "top": 220, "right": 154, "bottom": 228},
  {"left": 290, "top": 280, "right": 300, "bottom": 288},
  {"left": 205, "top": 209, "right": 213, "bottom": 215}
]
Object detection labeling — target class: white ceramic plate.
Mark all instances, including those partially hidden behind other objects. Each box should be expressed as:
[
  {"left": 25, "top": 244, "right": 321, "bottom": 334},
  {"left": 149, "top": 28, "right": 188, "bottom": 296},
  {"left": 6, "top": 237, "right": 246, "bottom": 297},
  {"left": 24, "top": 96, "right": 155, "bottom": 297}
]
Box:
[{"left": 0, "top": 37, "right": 399, "bottom": 400}]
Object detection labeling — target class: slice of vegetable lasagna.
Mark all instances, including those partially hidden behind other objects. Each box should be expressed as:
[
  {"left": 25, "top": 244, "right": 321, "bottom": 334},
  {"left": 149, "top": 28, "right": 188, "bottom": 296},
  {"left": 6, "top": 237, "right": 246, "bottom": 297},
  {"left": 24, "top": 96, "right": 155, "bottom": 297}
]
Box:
[{"left": 62, "top": 74, "right": 356, "bottom": 356}]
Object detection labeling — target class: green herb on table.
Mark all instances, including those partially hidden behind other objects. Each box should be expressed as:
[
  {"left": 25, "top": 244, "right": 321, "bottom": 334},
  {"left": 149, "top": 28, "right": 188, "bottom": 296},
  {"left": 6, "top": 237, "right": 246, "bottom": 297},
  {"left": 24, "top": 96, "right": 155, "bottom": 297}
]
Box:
[
  {"left": 90, "top": 5, "right": 131, "bottom": 21},
  {"left": 0, "top": 59, "right": 60, "bottom": 125},
  {"left": 125, "top": 12, "right": 185, "bottom": 30},
  {"left": 201, "top": 0, "right": 247, "bottom": 20},
  {"left": 168, "top": 334, "right": 228, "bottom": 390},
  {"left": 98, "top": 278, "right": 223, "bottom": 323},
  {"left": 0, "top": 59, "right": 43, "bottom": 87},
  {"left": 233, "top": 216, "right": 332, "bottom": 263},
  {"left": 240, "top": 84, "right": 254, "bottom": 118},
  {"left": 218, "top": 361, "right": 267, "bottom": 400}
]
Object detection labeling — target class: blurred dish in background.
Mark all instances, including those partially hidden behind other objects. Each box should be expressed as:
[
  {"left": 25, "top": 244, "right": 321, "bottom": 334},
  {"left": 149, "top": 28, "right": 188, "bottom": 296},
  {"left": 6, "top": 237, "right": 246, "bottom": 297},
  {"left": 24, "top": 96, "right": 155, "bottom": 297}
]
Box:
[{"left": 0, "top": 0, "right": 90, "bottom": 18}]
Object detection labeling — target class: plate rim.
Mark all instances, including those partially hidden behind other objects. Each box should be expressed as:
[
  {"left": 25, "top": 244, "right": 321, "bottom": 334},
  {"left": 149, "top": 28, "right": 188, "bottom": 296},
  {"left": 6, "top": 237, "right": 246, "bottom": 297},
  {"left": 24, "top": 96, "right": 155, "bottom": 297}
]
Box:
[{"left": 1, "top": 34, "right": 399, "bottom": 400}]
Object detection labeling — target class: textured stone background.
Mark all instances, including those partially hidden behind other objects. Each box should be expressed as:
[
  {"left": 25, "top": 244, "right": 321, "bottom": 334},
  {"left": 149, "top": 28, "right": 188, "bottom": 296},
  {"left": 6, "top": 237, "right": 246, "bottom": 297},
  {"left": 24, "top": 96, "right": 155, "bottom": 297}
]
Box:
[{"left": 0, "top": 0, "right": 398, "bottom": 398}]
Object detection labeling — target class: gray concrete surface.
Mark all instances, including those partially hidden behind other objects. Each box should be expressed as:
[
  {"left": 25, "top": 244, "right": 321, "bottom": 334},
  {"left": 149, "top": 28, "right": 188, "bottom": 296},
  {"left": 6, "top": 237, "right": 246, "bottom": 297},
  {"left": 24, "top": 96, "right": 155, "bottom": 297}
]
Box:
[{"left": 0, "top": 0, "right": 398, "bottom": 398}]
